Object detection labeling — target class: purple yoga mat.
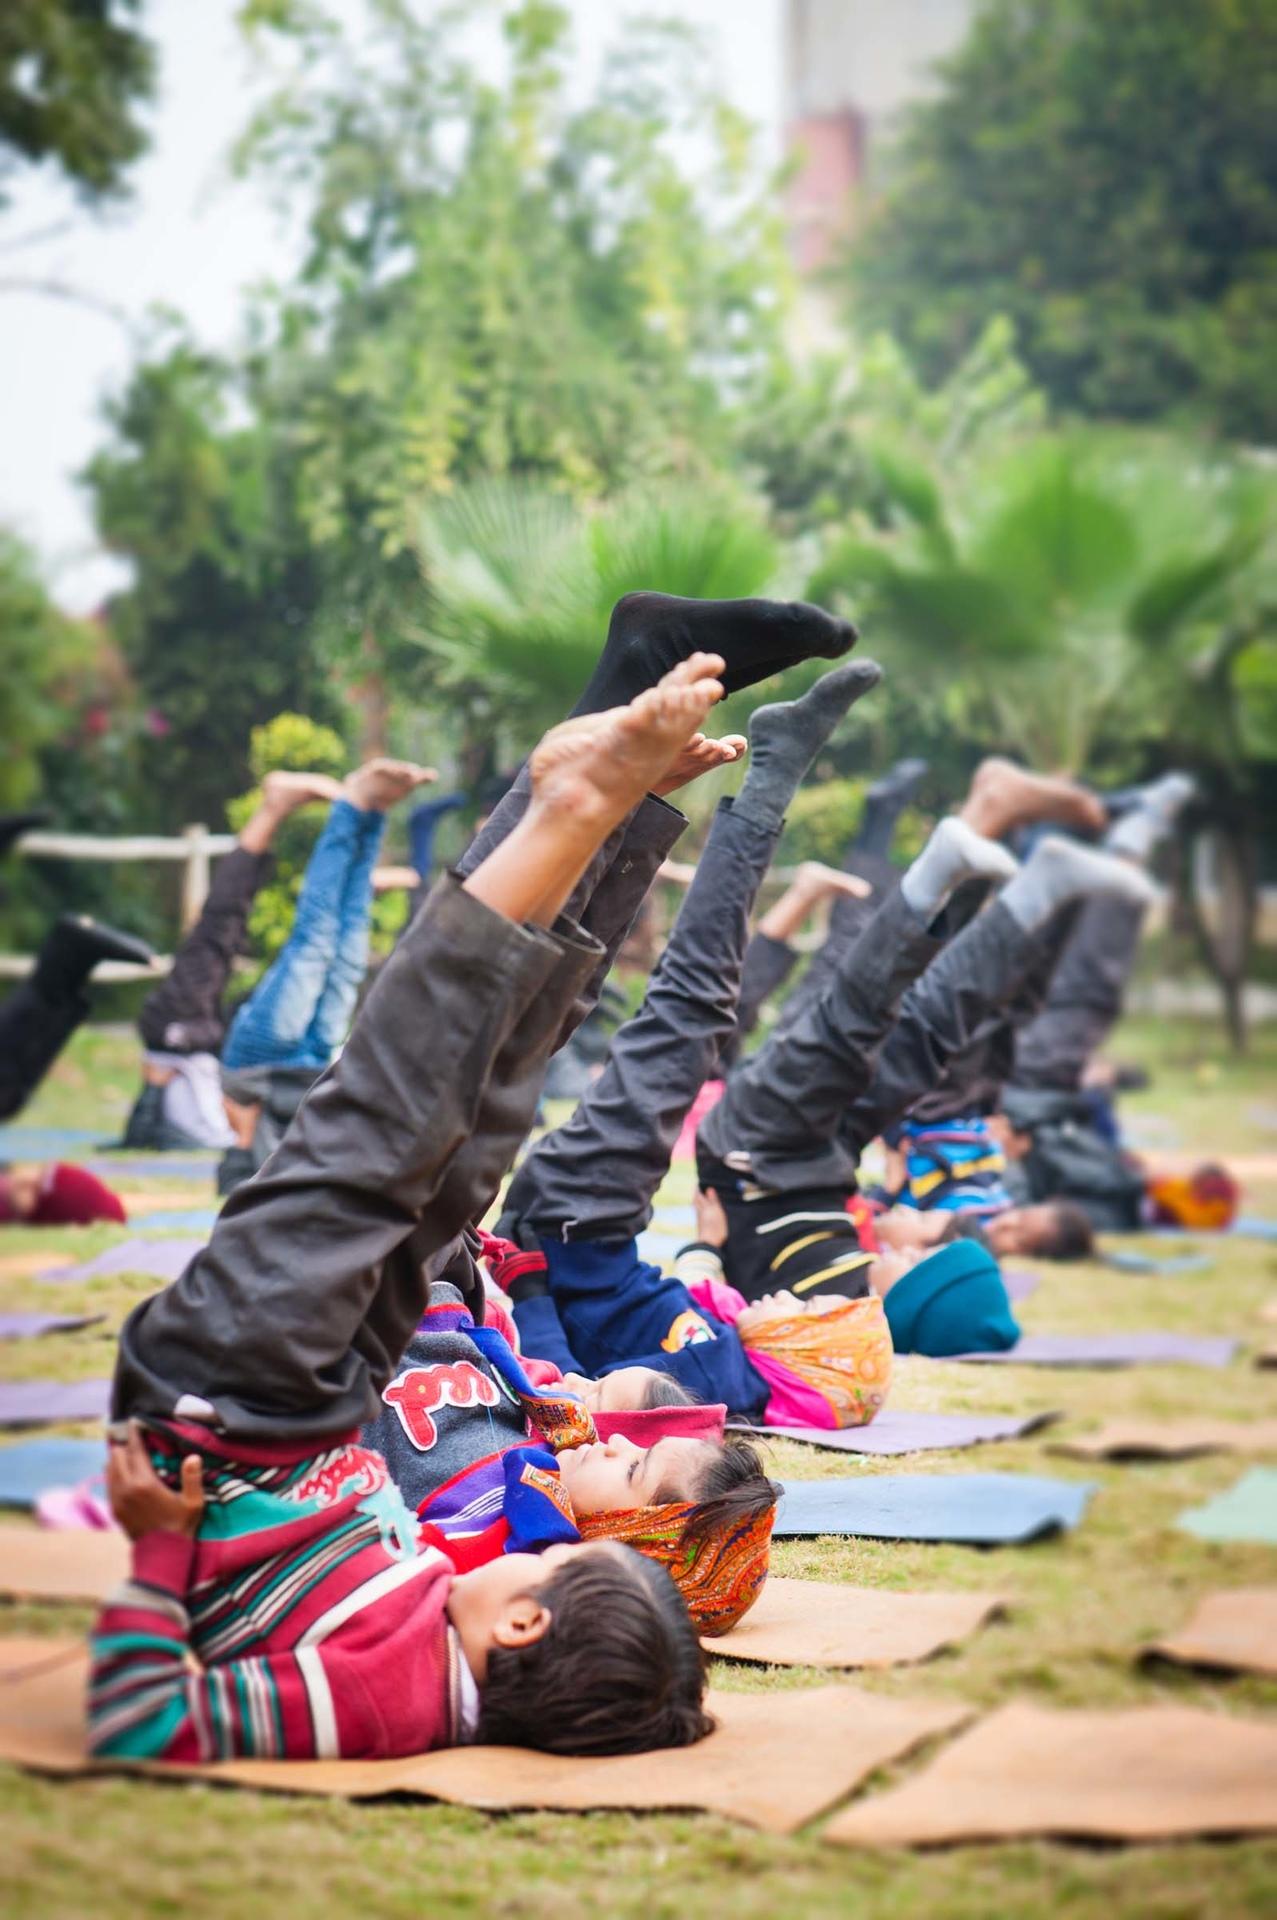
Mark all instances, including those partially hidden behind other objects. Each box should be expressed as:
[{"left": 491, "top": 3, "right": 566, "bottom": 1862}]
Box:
[
  {"left": 732, "top": 1407, "right": 1062, "bottom": 1455},
  {"left": 0, "top": 1379, "right": 110, "bottom": 1427},
  {"left": 951, "top": 1332, "right": 1239, "bottom": 1369},
  {"left": 1004, "top": 1269, "right": 1040, "bottom": 1302},
  {"left": 40, "top": 1236, "right": 205, "bottom": 1285},
  {"left": 0, "top": 1312, "right": 103, "bottom": 1340}
]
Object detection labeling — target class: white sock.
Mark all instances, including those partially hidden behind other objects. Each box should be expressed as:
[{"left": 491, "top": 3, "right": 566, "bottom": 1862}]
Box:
[
  {"left": 900, "top": 817, "right": 1019, "bottom": 924},
  {"left": 1002, "top": 835, "right": 1156, "bottom": 932}
]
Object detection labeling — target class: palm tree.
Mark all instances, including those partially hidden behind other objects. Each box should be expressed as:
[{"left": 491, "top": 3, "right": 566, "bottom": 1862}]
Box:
[{"left": 810, "top": 428, "right": 1276, "bottom": 1041}]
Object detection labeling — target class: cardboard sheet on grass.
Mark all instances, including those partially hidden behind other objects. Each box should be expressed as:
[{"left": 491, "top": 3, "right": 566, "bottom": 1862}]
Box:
[
  {"left": 0, "top": 1535, "right": 1005, "bottom": 1674},
  {"left": 824, "top": 1700, "right": 1277, "bottom": 1848},
  {"left": 0, "top": 1380, "right": 109, "bottom": 1428},
  {"left": 950, "top": 1331, "right": 1238, "bottom": 1368},
  {"left": 1146, "top": 1589, "right": 1277, "bottom": 1680},
  {"left": 0, "top": 1638, "right": 967, "bottom": 1830},
  {"left": 1053, "top": 1418, "right": 1277, "bottom": 1461},
  {"left": 733, "top": 1408, "right": 1061, "bottom": 1457},
  {"left": 774, "top": 1473, "right": 1094, "bottom": 1545},
  {"left": 1177, "top": 1469, "right": 1277, "bottom": 1547},
  {"left": 0, "top": 1437, "right": 104, "bottom": 1507}
]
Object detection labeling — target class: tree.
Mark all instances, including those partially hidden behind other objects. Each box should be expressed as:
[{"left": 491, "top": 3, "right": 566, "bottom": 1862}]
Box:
[
  {"left": 0, "top": 0, "right": 154, "bottom": 206},
  {"left": 0, "top": 527, "right": 95, "bottom": 809},
  {"left": 848, "top": 0, "right": 1277, "bottom": 440},
  {"left": 231, "top": 0, "right": 789, "bottom": 741},
  {"left": 411, "top": 473, "right": 779, "bottom": 781},
  {"left": 85, "top": 331, "right": 341, "bottom": 829}
]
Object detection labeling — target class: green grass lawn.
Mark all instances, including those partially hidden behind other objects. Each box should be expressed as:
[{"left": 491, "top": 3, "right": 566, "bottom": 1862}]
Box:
[{"left": 3, "top": 1018, "right": 1276, "bottom": 1919}]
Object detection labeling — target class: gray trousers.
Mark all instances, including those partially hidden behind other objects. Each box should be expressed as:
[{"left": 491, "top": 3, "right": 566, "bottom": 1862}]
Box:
[
  {"left": 1012, "top": 894, "right": 1147, "bottom": 1093},
  {"left": 113, "top": 878, "right": 603, "bottom": 1438},
  {"left": 505, "top": 798, "right": 782, "bottom": 1242},
  {"left": 836, "top": 898, "right": 1040, "bottom": 1159},
  {"left": 457, "top": 769, "right": 686, "bottom": 1049},
  {"left": 699, "top": 885, "right": 943, "bottom": 1193}
]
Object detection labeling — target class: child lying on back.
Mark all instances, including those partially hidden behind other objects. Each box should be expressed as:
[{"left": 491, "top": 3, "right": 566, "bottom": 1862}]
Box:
[{"left": 361, "top": 1263, "right": 777, "bottom": 1638}]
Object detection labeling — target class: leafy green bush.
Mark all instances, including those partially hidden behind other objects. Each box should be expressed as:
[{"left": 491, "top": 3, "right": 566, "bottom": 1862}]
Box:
[
  {"left": 225, "top": 713, "right": 350, "bottom": 971},
  {"left": 777, "top": 779, "right": 929, "bottom": 869}
]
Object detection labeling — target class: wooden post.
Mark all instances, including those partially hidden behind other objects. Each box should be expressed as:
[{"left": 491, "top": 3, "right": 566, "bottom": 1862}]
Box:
[{"left": 179, "top": 823, "right": 211, "bottom": 933}]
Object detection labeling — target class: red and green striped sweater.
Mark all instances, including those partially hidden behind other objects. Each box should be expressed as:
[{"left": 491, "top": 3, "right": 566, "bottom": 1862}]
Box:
[{"left": 88, "top": 1422, "right": 471, "bottom": 1763}]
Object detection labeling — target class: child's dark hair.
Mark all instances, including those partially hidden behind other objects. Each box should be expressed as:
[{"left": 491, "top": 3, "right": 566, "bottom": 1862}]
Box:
[
  {"left": 939, "top": 1214, "right": 992, "bottom": 1252},
  {"left": 475, "top": 1545, "right": 712, "bottom": 1755},
  {"left": 663, "top": 1433, "right": 780, "bottom": 1550},
  {"left": 1038, "top": 1200, "right": 1096, "bottom": 1262},
  {"left": 640, "top": 1371, "right": 699, "bottom": 1410}
]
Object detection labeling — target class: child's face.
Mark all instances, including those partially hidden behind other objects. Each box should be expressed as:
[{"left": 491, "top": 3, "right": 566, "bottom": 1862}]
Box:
[
  {"left": 446, "top": 1539, "right": 625, "bottom": 1683},
  {"left": 556, "top": 1432, "right": 711, "bottom": 1515},
  {"left": 734, "top": 1290, "right": 851, "bottom": 1337},
  {"left": 560, "top": 1366, "right": 667, "bottom": 1412}
]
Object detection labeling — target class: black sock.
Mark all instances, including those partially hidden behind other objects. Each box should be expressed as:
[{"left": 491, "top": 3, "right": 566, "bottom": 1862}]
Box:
[
  {"left": 32, "top": 915, "right": 154, "bottom": 1000},
  {"left": 0, "top": 810, "right": 49, "bottom": 861},
  {"left": 570, "top": 592, "right": 858, "bottom": 714},
  {"left": 857, "top": 759, "right": 928, "bottom": 859}
]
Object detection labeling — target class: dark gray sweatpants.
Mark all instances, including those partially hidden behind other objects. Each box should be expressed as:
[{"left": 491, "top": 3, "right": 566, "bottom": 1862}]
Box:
[
  {"left": 504, "top": 797, "right": 782, "bottom": 1242},
  {"left": 113, "top": 877, "right": 603, "bottom": 1439}
]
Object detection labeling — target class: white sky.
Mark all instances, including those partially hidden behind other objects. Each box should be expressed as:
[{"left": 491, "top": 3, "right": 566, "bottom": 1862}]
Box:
[{"left": 0, "top": 0, "right": 782, "bottom": 613}]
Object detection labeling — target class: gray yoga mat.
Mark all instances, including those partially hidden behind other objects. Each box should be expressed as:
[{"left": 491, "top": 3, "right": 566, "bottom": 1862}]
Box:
[
  {"left": 0, "top": 1312, "right": 103, "bottom": 1340},
  {"left": 0, "top": 1379, "right": 110, "bottom": 1428},
  {"left": 734, "top": 1408, "right": 1061, "bottom": 1456},
  {"left": 39, "top": 1236, "right": 205, "bottom": 1285},
  {"left": 1003, "top": 1269, "right": 1039, "bottom": 1302},
  {"left": 950, "top": 1332, "right": 1239, "bottom": 1369},
  {"left": 0, "top": 1126, "right": 97, "bottom": 1162},
  {"left": 774, "top": 1472, "right": 1095, "bottom": 1545}
]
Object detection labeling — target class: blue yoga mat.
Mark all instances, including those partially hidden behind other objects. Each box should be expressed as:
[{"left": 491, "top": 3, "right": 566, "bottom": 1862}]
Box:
[
  {"left": 133, "top": 1207, "right": 221, "bottom": 1232},
  {"left": 0, "top": 1436, "right": 105, "bottom": 1507},
  {"left": 1105, "top": 1248, "right": 1213, "bottom": 1276},
  {"left": 1232, "top": 1217, "right": 1277, "bottom": 1242},
  {"left": 774, "top": 1471, "right": 1096, "bottom": 1545},
  {"left": 84, "top": 1156, "right": 218, "bottom": 1182},
  {"left": 0, "top": 1126, "right": 98, "bottom": 1162}
]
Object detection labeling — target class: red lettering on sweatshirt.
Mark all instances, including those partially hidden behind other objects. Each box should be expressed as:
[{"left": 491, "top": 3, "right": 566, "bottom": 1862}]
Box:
[{"left": 382, "top": 1362, "right": 501, "bottom": 1451}]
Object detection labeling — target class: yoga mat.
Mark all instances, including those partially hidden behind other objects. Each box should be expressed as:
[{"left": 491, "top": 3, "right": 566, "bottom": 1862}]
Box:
[
  {"left": 1053, "top": 1418, "right": 1277, "bottom": 1461},
  {"left": 0, "top": 1527, "right": 125, "bottom": 1602},
  {"left": 0, "top": 1438, "right": 104, "bottom": 1507},
  {"left": 0, "top": 1380, "right": 110, "bottom": 1428},
  {"left": 708, "top": 1577, "right": 1006, "bottom": 1669},
  {"left": 951, "top": 1332, "right": 1239, "bottom": 1369},
  {"left": 0, "top": 1127, "right": 97, "bottom": 1162},
  {"left": 1103, "top": 1248, "right": 1212, "bottom": 1276},
  {"left": 1003, "top": 1269, "right": 1039, "bottom": 1302},
  {"left": 733, "top": 1408, "right": 1061, "bottom": 1457},
  {"left": 1177, "top": 1469, "right": 1277, "bottom": 1547},
  {"left": 774, "top": 1472, "right": 1094, "bottom": 1545},
  {"left": 1146, "top": 1589, "right": 1277, "bottom": 1680},
  {"left": 0, "top": 1312, "right": 103, "bottom": 1341},
  {"left": 0, "top": 1645, "right": 968, "bottom": 1831},
  {"left": 83, "top": 1157, "right": 217, "bottom": 1182},
  {"left": 648, "top": 1205, "right": 697, "bottom": 1236},
  {"left": 824, "top": 1700, "right": 1277, "bottom": 1848},
  {"left": 1232, "top": 1216, "right": 1277, "bottom": 1242},
  {"left": 38, "top": 1237, "right": 204, "bottom": 1285},
  {"left": 129, "top": 1207, "right": 219, "bottom": 1233}
]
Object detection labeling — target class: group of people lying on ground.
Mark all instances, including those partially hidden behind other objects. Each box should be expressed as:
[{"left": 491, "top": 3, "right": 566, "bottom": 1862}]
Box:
[{"left": 0, "top": 589, "right": 1230, "bottom": 1766}]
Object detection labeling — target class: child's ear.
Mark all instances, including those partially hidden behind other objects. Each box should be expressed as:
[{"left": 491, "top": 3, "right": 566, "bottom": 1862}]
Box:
[{"left": 492, "top": 1594, "right": 552, "bottom": 1650}]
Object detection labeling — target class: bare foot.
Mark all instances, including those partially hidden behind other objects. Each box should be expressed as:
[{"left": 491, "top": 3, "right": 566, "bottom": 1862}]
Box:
[
  {"left": 343, "top": 759, "right": 438, "bottom": 813},
  {"left": 260, "top": 770, "right": 344, "bottom": 816},
  {"left": 529, "top": 654, "right": 725, "bottom": 831},
  {"left": 372, "top": 864, "right": 421, "bottom": 893},
  {"left": 794, "top": 860, "right": 873, "bottom": 903},
  {"left": 653, "top": 732, "right": 748, "bottom": 797},
  {"left": 961, "top": 757, "right": 1106, "bottom": 840}
]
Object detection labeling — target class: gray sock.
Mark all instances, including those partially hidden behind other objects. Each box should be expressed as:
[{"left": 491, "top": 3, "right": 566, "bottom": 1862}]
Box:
[
  {"left": 734, "top": 660, "right": 882, "bottom": 832},
  {"left": 900, "top": 817, "right": 1019, "bottom": 924},
  {"left": 1002, "top": 834, "right": 1156, "bottom": 932},
  {"left": 1106, "top": 772, "right": 1197, "bottom": 864}
]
